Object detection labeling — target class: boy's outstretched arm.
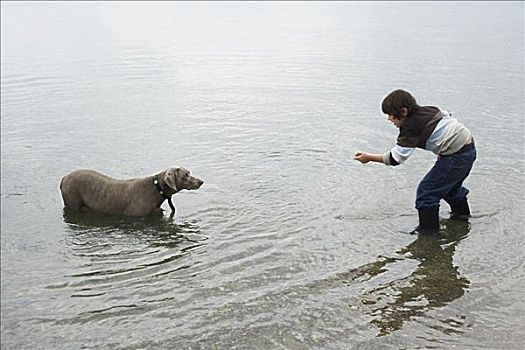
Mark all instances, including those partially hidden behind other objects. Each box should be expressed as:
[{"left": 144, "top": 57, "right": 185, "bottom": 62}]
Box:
[{"left": 354, "top": 151, "right": 384, "bottom": 164}]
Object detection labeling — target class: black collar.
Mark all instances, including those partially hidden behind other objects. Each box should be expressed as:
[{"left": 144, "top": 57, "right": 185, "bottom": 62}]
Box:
[
  {"left": 153, "top": 175, "right": 170, "bottom": 199},
  {"left": 153, "top": 175, "right": 176, "bottom": 212}
]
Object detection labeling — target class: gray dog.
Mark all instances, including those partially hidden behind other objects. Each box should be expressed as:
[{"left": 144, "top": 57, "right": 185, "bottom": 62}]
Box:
[{"left": 60, "top": 166, "right": 203, "bottom": 216}]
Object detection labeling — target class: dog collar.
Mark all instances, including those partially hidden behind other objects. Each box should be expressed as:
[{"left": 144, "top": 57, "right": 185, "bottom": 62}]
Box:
[
  {"left": 153, "top": 175, "right": 175, "bottom": 212},
  {"left": 153, "top": 175, "right": 169, "bottom": 198}
]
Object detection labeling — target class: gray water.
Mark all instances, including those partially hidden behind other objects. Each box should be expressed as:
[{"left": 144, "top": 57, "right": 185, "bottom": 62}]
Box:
[{"left": 1, "top": 2, "right": 524, "bottom": 349}]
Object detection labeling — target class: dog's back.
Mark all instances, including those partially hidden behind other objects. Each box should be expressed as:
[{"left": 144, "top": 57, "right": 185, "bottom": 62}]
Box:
[{"left": 60, "top": 170, "right": 139, "bottom": 214}]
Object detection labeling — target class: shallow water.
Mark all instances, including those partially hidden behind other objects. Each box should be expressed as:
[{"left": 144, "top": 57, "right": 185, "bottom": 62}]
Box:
[{"left": 1, "top": 2, "right": 524, "bottom": 349}]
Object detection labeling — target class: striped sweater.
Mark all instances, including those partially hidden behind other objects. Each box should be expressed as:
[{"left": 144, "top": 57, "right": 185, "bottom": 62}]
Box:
[{"left": 383, "top": 106, "right": 472, "bottom": 166}]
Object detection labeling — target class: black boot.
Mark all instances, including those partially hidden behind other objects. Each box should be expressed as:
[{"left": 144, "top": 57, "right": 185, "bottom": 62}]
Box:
[
  {"left": 450, "top": 197, "right": 470, "bottom": 220},
  {"left": 410, "top": 207, "right": 440, "bottom": 235}
]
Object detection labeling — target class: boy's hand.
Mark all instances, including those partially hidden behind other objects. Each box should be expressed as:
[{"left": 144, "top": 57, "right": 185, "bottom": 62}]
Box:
[
  {"left": 354, "top": 152, "right": 385, "bottom": 164},
  {"left": 354, "top": 152, "right": 370, "bottom": 164}
]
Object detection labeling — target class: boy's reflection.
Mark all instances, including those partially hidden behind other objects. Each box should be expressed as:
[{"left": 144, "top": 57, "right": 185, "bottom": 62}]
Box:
[
  {"left": 373, "top": 220, "right": 470, "bottom": 336},
  {"left": 341, "top": 220, "right": 470, "bottom": 336}
]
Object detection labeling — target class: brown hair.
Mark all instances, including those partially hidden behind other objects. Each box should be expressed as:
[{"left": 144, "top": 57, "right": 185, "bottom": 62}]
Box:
[{"left": 381, "top": 89, "right": 420, "bottom": 118}]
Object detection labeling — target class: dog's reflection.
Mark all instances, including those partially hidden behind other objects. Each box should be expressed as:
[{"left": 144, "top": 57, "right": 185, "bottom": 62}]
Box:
[
  {"left": 63, "top": 207, "right": 172, "bottom": 226},
  {"left": 62, "top": 207, "right": 206, "bottom": 250}
]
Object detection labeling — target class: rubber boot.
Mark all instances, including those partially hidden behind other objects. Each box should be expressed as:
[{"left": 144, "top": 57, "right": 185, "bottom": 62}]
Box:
[
  {"left": 450, "top": 197, "right": 470, "bottom": 221},
  {"left": 410, "top": 207, "right": 440, "bottom": 235}
]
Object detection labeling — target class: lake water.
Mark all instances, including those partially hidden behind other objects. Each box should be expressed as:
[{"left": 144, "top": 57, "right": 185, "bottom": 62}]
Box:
[{"left": 1, "top": 2, "right": 524, "bottom": 349}]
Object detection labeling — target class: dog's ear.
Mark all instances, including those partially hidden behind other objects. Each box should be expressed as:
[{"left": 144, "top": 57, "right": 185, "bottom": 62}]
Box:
[{"left": 164, "top": 167, "right": 179, "bottom": 191}]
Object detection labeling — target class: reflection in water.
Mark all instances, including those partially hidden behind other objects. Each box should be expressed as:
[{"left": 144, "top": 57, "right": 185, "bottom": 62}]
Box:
[
  {"left": 343, "top": 220, "right": 471, "bottom": 337},
  {"left": 62, "top": 207, "right": 206, "bottom": 250},
  {"left": 63, "top": 207, "right": 177, "bottom": 228},
  {"left": 59, "top": 208, "right": 208, "bottom": 298},
  {"left": 371, "top": 220, "right": 470, "bottom": 336}
]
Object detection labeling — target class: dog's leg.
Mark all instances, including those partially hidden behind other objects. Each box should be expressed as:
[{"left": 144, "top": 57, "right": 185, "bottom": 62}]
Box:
[{"left": 167, "top": 198, "right": 176, "bottom": 212}]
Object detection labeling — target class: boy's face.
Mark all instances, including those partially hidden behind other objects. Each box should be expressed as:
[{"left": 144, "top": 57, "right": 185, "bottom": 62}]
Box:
[
  {"left": 387, "top": 107, "right": 408, "bottom": 128},
  {"left": 387, "top": 114, "right": 406, "bottom": 128}
]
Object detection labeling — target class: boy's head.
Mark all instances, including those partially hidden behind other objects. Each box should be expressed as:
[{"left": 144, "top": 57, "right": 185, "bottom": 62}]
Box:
[{"left": 381, "top": 89, "right": 420, "bottom": 119}]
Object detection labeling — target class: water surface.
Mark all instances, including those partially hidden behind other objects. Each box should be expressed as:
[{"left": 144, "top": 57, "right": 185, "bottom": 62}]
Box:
[{"left": 1, "top": 2, "right": 524, "bottom": 349}]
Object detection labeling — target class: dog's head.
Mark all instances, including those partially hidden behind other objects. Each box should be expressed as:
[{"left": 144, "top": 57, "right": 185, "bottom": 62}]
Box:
[{"left": 164, "top": 166, "right": 204, "bottom": 192}]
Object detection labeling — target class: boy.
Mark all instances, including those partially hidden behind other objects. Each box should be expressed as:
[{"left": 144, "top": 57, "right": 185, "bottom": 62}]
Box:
[{"left": 354, "top": 89, "right": 476, "bottom": 234}]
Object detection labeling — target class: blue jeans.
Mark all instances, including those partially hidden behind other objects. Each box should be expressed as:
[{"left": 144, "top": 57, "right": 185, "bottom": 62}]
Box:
[{"left": 416, "top": 145, "right": 477, "bottom": 210}]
